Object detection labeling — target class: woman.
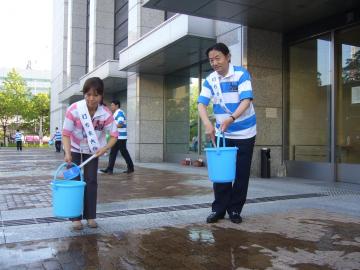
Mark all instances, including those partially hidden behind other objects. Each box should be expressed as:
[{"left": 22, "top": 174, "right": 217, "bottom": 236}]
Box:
[
  {"left": 62, "top": 77, "right": 118, "bottom": 230},
  {"left": 198, "top": 43, "right": 256, "bottom": 224}
]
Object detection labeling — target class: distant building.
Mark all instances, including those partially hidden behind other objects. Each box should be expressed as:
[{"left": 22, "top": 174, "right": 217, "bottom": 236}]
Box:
[{"left": 0, "top": 67, "right": 51, "bottom": 95}]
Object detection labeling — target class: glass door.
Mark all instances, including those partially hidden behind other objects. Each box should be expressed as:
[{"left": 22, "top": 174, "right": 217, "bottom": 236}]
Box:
[
  {"left": 286, "top": 34, "right": 333, "bottom": 180},
  {"left": 336, "top": 25, "right": 360, "bottom": 183}
]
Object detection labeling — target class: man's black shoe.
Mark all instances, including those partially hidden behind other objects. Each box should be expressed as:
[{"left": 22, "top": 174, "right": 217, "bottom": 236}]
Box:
[
  {"left": 123, "top": 168, "right": 134, "bottom": 174},
  {"left": 206, "top": 212, "right": 225, "bottom": 223},
  {"left": 229, "top": 212, "right": 243, "bottom": 224},
  {"left": 99, "top": 169, "right": 113, "bottom": 175}
]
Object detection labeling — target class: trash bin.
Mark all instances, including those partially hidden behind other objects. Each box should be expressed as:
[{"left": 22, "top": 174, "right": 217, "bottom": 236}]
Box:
[{"left": 261, "top": 148, "right": 271, "bottom": 178}]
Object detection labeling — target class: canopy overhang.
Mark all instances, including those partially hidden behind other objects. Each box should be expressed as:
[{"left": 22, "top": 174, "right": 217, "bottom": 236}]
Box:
[
  {"left": 143, "top": 0, "right": 360, "bottom": 33},
  {"left": 59, "top": 60, "right": 127, "bottom": 103},
  {"left": 118, "top": 14, "right": 216, "bottom": 74}
]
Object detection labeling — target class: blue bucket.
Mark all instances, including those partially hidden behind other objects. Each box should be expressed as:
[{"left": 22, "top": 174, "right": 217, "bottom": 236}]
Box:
[
  {"left": 51, "top": 163, "right": 86, "bottom": 218},
  {"left": 205, "top": 133, "right": 238, "bottom": 183}
]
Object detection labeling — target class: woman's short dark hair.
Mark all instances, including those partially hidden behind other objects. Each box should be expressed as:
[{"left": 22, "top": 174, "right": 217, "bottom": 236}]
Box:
[
  {"left": 206, "top": 43, "right": 230, "bottom": 58},
  {"left": 82, "top": 77, "right": 104, "bottom": 95},
  {"left": 111, "top": 100, "right": 120, "bottom": 107}
]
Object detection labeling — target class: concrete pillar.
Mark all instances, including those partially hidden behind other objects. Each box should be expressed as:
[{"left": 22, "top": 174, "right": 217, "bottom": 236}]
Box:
[
  {"left": 128, "top": 0, "right": 164, "bottom": 45},
  {"left": 126, "top": 0, "right": 165, "bottom": 162},
  {"left": 88, "top": 0, "right": 115, "bottom": 70},
  {"left": 67, "top": 0, "right": 87, "bottom": 85},
  {"left": 244, "top": 27, "right": 283, "bottom": 177},
  {"left": 51, "top": 0, "right": 69, "bottom": 132},
  {"left": 127, "top": 74, "right": 164, "bottom": 162}
]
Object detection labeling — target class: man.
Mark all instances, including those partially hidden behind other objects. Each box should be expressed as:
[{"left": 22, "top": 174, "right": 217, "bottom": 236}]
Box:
[
  {"left": 15, "top": 130, "right": 23, "bottom": 151},
  {"left": 198, "top": 43, "right": 256, "bottom": 224},
  {"left": 51, "top": 127, "right": 62, "bottom": 152},
  {"left": 100, "top": 100, "right": 134, "bottom": 174}
]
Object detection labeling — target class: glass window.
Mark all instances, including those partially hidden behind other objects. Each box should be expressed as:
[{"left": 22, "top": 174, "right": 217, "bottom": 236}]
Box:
[
  {"left": 337, "top": 25, "right": 360, "bottom": 164},
  {"left": 189, "top": 78, "right": 199, "bottom": 153},
  {"left": 165, "top": 71, "right": 193, "bottom": 156},
  {"left": 114, "top": 0, "right": 128, "bottom": 59},
  {"left": 200, "top": 62, "right": 213, "bottom": 154},
  {"left": 164, "top": 63, "right": 211, "bottom": 158},
  {"left": 287, "top": 34, "right": 331, "bottom": 162}
]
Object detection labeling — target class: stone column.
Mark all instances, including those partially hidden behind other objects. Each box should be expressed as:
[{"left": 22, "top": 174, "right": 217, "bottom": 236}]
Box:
[
  {"left": 66, "top": 0, "right": 87, "bottom": 85},
  {"left": 126, "top": 0, "right": 165, "bottom": 162},
  {"left": 88, "top": 0, "right": 115, "bottom": 70},
  {"left": 244, "top": 27, "right": 283, "bottom": 177},
  {"left": 51, "top": 0, "right": 69, "bottom": 132}
]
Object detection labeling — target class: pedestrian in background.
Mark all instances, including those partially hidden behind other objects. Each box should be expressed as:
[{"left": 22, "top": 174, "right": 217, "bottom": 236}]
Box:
[
  {"left": 62, "top": 77, "right": 118, "bottom": 230},
  {"left": 198, "top": 43, "right": 256, "bottom": 224},
  {"left": 51, "top": 127, "right": 62, "bottom": 152},
  {"left": 15, "top": 129, "right": 23, "bottom": 151},
  {"left": 100, "top": 100, "right": 134, "bottom": 174}
]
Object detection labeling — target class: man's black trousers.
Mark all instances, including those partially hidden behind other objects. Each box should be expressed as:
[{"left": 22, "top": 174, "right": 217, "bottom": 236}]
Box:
[
  {"left": 212, "top": 136, "right": 255, "bottom": 216},
  {"left": 55, "top": 141, "right": 61, "bottom": 152},
  {"left": 16, "top": 141, "right": 22, "bottom": 151},
  {"left": 108, "top": 139, "right": 134, "bottom": 171}
]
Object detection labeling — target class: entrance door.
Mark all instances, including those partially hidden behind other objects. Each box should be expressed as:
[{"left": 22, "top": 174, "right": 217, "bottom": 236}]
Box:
[
  {"left": 286, "top": 34, "right": 333, "bottom": 180},
  {"left": 337, "top": 25, "right": 360, "bottom": 183}
]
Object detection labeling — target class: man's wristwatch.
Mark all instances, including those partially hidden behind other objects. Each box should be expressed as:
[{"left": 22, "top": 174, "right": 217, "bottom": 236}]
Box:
[{"left": 230, "top": 115, "right": 236, "bottom": 121}]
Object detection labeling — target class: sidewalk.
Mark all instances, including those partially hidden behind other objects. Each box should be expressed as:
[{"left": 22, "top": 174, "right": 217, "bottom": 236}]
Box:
[{"left": 0, "top": 148, "right": 360, "bottom": 269}]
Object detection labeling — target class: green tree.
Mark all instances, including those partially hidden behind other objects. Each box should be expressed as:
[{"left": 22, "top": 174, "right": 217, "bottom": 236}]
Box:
[
  {"left": 343, "top": 50, "right": 360, "bottom": 82},
  {"left": 0, "top": 69, "right": 29, "bottom": 145},
  {"left": 189, "top": 83, "right": 213, "bottom": 146},
  {"left": 24, "top": 93, "right": 50, "bottom": 142}
]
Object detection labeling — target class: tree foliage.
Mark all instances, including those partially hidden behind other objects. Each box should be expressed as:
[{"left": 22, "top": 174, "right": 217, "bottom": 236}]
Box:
[
  {"left": 343, "top": 50, "right": 360, "bottom": 82},
  {"left": 0, "top": 69, "right": 29, "bottom": 145},
  {"left": 0, "top": 69, "right": 50, "bottom": 145},
  {"left": 25, "top": 93, "right": 51, "bottom": 136}
]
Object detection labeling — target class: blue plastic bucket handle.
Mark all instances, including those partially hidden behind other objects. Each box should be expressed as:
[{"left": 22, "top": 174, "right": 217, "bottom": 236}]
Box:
[
  {"left": 216, "top": 132, "right": 226, "bottom": 147},
  {"left": 53, "top": 163, "right": 84, "bottom": 185},
  {"left": 216, "top": 132, "right": 226, "bottom": 155}
]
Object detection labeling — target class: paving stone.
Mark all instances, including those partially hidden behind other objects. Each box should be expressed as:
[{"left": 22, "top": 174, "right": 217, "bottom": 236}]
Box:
[{"left": 1, "top": 148, "right": 360, "bottom": 269}]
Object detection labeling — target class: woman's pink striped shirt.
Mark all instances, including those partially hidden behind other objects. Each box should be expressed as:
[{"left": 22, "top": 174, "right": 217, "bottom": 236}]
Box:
[{"left": 62, "top": 101, "right": 118, "bottom": 154}]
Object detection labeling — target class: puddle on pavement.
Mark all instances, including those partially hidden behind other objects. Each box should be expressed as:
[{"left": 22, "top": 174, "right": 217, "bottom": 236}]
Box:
[
  {"left": 0, "top": 158, "right": 210, "bottom": 211},
  {"left": 1, "top": 217, "right": 359, "bottom": 269},
  {"left": 96, "top": 167, "right": 210, "bottom": 203}
]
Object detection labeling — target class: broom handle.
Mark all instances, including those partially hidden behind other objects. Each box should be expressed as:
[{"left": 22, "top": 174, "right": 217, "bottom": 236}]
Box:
[{"left": 78, "top": 154, "right": 97, "bottom": 169}]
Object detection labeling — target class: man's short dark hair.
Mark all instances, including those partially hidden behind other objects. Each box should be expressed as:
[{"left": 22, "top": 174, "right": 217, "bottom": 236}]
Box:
[
  {"left": 112, "top": 100, "right": 120, "bottom": 107},
  {"left": 206, "top": 43, "right": 230, "bottom": 58}
]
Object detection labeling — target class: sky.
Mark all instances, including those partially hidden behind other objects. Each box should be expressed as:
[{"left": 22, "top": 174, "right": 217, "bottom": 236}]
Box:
[{"left": 0, "top": 0, "right": 53, "bottom": 71}]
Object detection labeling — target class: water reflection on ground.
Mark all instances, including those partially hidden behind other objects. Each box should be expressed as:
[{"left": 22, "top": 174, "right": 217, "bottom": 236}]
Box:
[{"left": 1, "top": 210, "right": 359, "bottom": 269}]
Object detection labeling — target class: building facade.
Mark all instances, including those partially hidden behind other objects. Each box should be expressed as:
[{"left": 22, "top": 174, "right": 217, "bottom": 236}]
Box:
[{"left": 51, "top": 0, "right": 360, "bottom": 184}]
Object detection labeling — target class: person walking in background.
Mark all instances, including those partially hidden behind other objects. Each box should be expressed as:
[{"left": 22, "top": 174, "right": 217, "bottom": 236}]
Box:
[
  {"left": 198, "top": 43, "right": 256, "bottom": 224},
  {"left": 100, "top": 100, "right": 134, "bottom": 174},
  {"left": 62, "top": 77, "right": 118, "bottom": 230},
  {"left": 51, "top": 127, "right": 62, "bottom": 152},
  {"left": 15, "top": 130, "right": 23, "bottom": 151}
]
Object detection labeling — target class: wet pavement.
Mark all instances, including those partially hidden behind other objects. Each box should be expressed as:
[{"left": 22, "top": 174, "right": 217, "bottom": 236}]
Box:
[
  {"left": 0, "top": 148, "right": 360, "bottom": 269},
  {"left": 0, "top": 148, "right": 209, "bottom": 211},
  {"left": 0, "top": 210, "right": 359, "bottom": 269}
]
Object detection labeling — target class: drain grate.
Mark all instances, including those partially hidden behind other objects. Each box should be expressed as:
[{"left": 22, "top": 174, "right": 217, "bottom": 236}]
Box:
[
  {"left": 36, "top": 217, "right": 66, "bottom": 224},
  {"left": 246, "top": 193, "right": 328, "bottom": 204},
  {"left": 3, "top": 219, "right": 36, "bottom": 227},
  {"left": 0, "top": 193, "right": 328, "bottom": 228}
]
